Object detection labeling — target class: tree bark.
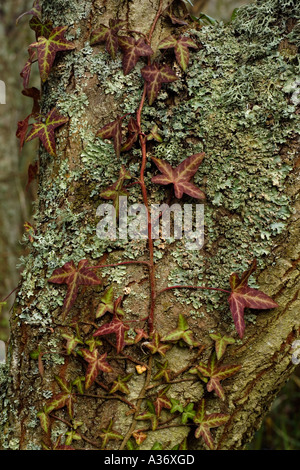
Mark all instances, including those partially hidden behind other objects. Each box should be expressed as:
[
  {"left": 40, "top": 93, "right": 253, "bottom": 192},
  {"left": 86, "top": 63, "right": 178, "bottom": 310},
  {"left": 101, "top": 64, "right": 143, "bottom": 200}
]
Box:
[{"left": 0, "top": 0, "right": 299, "bottom": 450}]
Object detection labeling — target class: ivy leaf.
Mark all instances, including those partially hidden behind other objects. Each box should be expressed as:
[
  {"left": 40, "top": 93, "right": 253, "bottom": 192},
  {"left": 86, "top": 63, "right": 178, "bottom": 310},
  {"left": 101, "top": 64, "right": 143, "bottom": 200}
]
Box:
[
  {"left": 16, "top": 116, "right": 31, "bottom": 152},
  {"left": 118, "top": 36, "right": 153, "bottom": 75},
  {"left": 48, "top": 259, "right": 102, "bottom": 319},
  {"left": 144, "top": 331, "right": 172, "bottom": 357},
  {"left": 16, "top": 0, "right": 41, "bottom": 24},
  {"left": 96, "top": 286, "right": 115, "bottom": 319},
  {"left": 193, "top": 399, "right": 230, "bottom": 450},
  {"left": 147, "top": 124, "right": 163, "bottom": 143},
  {"left": 29, "top": 26, "right": 75, "bottom": 82},
  {"left": 133, "top": 431, "right": 147, "bottom": 446},
  {"left": 99, "top": 419, "right": 123, "bottom": 449},
  {"left": 151, "top": 153, "right": 205, "bottom": 199},
  {"left": 196, "top": 352, "right": 241, "bottom": 400},
  {"left": 72, "top": 376, "right": 85, "bottom": 395},
  {"left": 134, "top": 328, "right": 149, "bottom": 344},
  {"left": 109, "top": 373, "right": 133, "bottom": 395},
  {"left": 25, "top": 107, "right": 68, "bottom": 156},
  {"left": 37, "top": 408, "right": 50, "bottom": 434},
  {"left": 154, "top": 388, "right": 172, "bottom": 417},
  {"left": 29, "top": 17, "right": 53, "bottom": 39},
  {"left": 85, "top": 336, "right": 103, "bottom": 352},
  {"left": 45, "top": 378, "right": 76, "bottom": 418},
  {"left": 141, "top": 63, "right": 178, "bottom": 105},
  {"left": 161, "top": 313, "right": 197, "bottom": 347},
  {"left": 158, "top": 35, "right": 197, "bottom": 71},
  {"left": 209, "top": 333, "right": 235, "bottom": 361},
  {"left": 90, "top": 19, "right": 126, "bottom": 59},
  {"left": 166, "top": 12, "right": 189, "bottom": 26},
  {"left": 22, "top": 87, "right": 41, "bottom": 117},
  {"left": 82, "top": 349, "right": 113, "bottom": 390},
  {"left": 20, "top": 48, "right": 36, "bottom": 89},
  {"left": 93, "top": 316, "right": 130, "bottom": 353},
  {"left": 228, "top": 260, "right": 279, "bottom": 338},
  {"left": 170, "top": 398, "right": 184, "bottom": 414},
  {"left": 136, "top": 400, "right": 158, "bottom": 431},
  {"left": 153, "top": 360, "right": 172, "bottom": 383},
  {"left": 96, "top": 116, "right": 122, "bottom": 158},
  {"left": 121, "top": 118, "right": 140, "bottom": 152},
  {"left": 62, "top": 332, "right": 83, "bottom": 355},
  {"left": 181, "top": 403, "right": 196, "bottom": 424},
  {"left": 65, "top": 430, "right": 81, "bottom": 446}
]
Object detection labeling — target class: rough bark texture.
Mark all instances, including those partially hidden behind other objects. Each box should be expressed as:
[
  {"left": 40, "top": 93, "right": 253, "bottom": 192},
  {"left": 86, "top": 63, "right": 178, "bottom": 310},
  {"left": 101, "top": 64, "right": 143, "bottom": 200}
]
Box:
[{"left": 0, "top": 0, "right": 299, "bottom": 451}]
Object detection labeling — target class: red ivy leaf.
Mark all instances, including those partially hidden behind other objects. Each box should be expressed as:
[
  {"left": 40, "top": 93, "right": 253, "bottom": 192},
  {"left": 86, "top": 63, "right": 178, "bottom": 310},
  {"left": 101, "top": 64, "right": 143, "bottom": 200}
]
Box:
[
  {"left": 196, "top": 352, "right": 241, "bottom": 400},
  {"left": 22, "top": 87, "right": 41, "bottom": 117},
  {"left": 25, "top": 107, "right": 68, "bottom": 156},
  {"left": 228, "top": 260, "right": 279, "bottom": 338},
  {"left": 48, "top": 259, "right": 102, "bottom": 319},
  {"left": 24, "top": 221, "right": 36, "bottom": 243},
  {"left": 16, "top": 0, "right": 41, "bottom": 24},
  {"left": 151, "top": 153, "right": 205, "bottom": 199},
  {"left": 96, "top": 116, "right": 122, "bottom": 158},
  {"left": 20, "top": 48, "right": 36, "bottom": 90},
  {"left": 90, "top": 19, "right": 126, "bottom": 59},
  {"left": 118, "top": 36, "right": 153, "bottom": 75},
  {"left": 166, "top": 12, "right": 189, "bottom": 26},
  {"left": 82, "top": 349, "right": 113, "bottom": 389},
  {"left": 93, "top": 317, "right": 129, "bottom": 353},
  {"left": 16, "top": 116, "right": 31, "bottom": 152},
  {"left": 29, "top": 26, "right": 75, "bottom": 82},
  {"left": 193, "top": 399, "right": 230, "bottom": 450},
  {"left": 158, "top": 35, "right": 197, "bottom": 71},
  {"left": 121, "top": 118, "right": 140, "bottom": 152},
  {"left": 29, "top": 17, "right": 53, "bottom": 39},
  {"left": 141, "top": 63, "right": 177, "bottom": 105}
]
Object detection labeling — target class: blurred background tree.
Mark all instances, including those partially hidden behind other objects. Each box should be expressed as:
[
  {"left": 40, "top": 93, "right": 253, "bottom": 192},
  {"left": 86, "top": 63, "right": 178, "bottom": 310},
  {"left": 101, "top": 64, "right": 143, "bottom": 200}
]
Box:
[{"left": 0, "top": 0, "right": 298, "bottom": 449}]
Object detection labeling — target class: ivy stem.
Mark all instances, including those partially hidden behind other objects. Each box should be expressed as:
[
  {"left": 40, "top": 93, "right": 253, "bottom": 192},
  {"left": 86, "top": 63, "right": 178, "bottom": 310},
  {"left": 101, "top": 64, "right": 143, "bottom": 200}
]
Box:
[{"left": 1, "top": 286, "right": 19, "bottom": 303}]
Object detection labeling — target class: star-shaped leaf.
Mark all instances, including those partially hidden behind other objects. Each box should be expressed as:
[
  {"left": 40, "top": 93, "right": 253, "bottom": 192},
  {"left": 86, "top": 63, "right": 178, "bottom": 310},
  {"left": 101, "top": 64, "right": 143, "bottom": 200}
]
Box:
[
  {"left": 99, "top": 419, "right": 123, "bottom": 449},
  {"left": 96, "top": 116, "right": 123, "bottom": 158},
  {"left": 195, "top": 352, "right": 241, "bottom": 400},
  {"left": 170, "top": 398, "right": 184, "bottom": 414},
  {"left": 96, "top": 286, "right": 114, "bottom": 318},
  {"left": 109, "top": 373, "right": 133, "bottom": 395},
  {"left": 144, "top": 331, "right": 172, "bottom": 357},
  {"left": 181, "top": 403, "right": 196, "bottom": 424},
  {"left": 147, "top": 124, "right": 163, "bottom": 143},
  {"left": 118, "top": 36, "right": 153, "bottom": 75},
  {"left": 228, "top": 259, "right": 279, "bottom": 338},
  {"left": 90, "top": 19, "right": 126, "bottom": 59},
  {"left": 93, "top": 316, "right": 129, "bottom": 353},
  {"left": 158, "top": 35, "right": 198, "bottom": 71},
  {"left": 151, "top": 153, "right": 205, "bottom": 199},
  {"left": 62, "top": 331, "right": 84, "bottom": 355},
  {"left": 209, "top": 332, "right": 235, "bottom": 361},
  {"left": 121, "top": 118, "right": 140, "bottom": 152},
  {"left": 82, "top": 349, "right": 113, "bottom": 389},
  {"left": 193, "top": 399, "right": 230, "bottom": 450},
  {"left": 136, "top": 400, "right": 159, "bottom": 431},
  {"left": 154, "top": 388, "right": 172, "bottom": 417},
  {"left": 48, "top": 259, "right": 102, "bottom": 319},
  {"left": 153, "top": 360, "right": 172, "bottom": 383},
  {"left": 25, "top": 107, "right": 68, "bottom": 156},
  {"left": 141, "top": 63, "right": 178, "bottom": 105},
  {"left": 29, "top": 26, "right": 75, "bottom": 82},
  {"left": 134, "top": 328, "right": 149, "bottom": 344},
  {"left": 45, "top": 377, "right": 76, "bottom": 418},
  {"left": 161, "top": 313, "right": 198, "bottom": 347}
]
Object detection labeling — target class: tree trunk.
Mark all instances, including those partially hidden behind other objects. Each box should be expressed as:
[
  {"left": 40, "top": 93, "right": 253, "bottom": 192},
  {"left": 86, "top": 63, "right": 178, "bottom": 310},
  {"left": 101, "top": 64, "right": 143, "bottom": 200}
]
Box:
[{"left": 0, "top": 0, "right": 299, "bottom": 451}]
